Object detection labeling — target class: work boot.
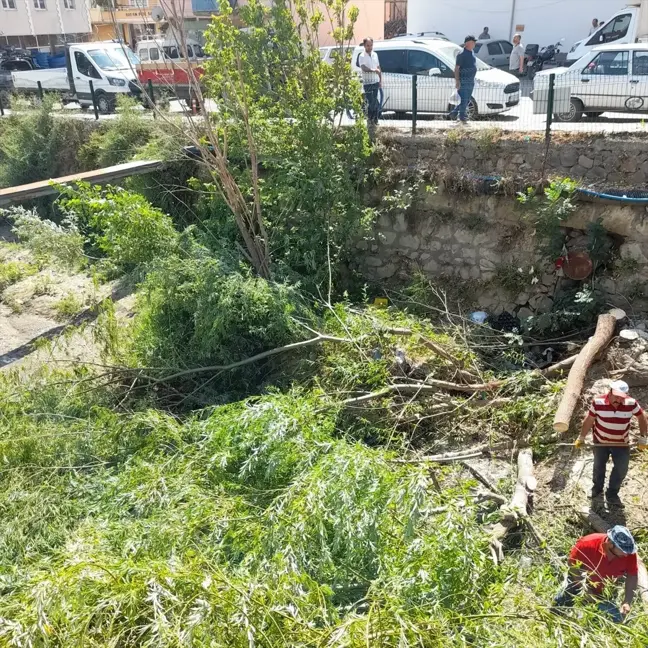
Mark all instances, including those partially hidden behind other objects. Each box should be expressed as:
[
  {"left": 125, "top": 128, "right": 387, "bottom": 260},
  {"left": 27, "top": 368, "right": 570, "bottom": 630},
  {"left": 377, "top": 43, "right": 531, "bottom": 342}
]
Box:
[
  {"left": 590, "top": 488, "right": 603, "bottom": 499},
  {"left": 606, "top": 491, "right": 624, "bottom": 507}
]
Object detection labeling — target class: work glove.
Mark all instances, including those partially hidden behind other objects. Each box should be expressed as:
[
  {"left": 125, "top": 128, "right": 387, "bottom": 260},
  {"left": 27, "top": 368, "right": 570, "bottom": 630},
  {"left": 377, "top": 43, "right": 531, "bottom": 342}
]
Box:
[
  {"left": 574, "top": 438, "right": 584, "bottom": 449},
  {"left": 638, "top": 437, "right": 648, "bottom": 451}
]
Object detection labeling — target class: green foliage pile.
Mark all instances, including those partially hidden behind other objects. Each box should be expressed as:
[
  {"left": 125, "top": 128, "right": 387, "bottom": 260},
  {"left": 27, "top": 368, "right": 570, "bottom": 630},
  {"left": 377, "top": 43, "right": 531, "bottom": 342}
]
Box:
[
  {"left": 0, "top": 258, "right": 36, "bottom": 291},
  {"left": 0, "top": 372, "right": 646, "bottom": 646},
  {"left": 131, "top": 255, "right": 312, "bottom": 390},
  {"left": 0, "top": 97, "right": 96, "bottom": 189}
]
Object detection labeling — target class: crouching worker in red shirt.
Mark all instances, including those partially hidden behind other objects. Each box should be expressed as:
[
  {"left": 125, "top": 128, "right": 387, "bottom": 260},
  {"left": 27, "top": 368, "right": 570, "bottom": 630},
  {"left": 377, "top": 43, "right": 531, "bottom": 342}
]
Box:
[{"left": 552, "top": 526, "right": 639, "bottom": 623}]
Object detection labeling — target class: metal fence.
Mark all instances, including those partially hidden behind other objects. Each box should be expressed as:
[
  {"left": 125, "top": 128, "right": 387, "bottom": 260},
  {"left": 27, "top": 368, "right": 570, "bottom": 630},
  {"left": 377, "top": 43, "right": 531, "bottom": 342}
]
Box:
[{"left": 366, "top": 64, "right": 648, "bottom": 140}]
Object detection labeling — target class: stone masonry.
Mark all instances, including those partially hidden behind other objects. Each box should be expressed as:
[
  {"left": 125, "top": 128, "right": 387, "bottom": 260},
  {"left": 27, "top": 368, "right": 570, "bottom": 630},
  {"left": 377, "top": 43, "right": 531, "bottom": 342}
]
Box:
[
  {"left": 380, "top": 131, "right": 648, "bottom": 188},
  {"left": 358, "top": 188, "right": 648, "bottom": 317}
]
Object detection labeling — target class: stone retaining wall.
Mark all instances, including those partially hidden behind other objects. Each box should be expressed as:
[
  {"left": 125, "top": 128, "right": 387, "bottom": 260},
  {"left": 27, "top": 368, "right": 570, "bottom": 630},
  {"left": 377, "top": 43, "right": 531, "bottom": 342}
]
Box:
[
  {"left": 380, "top": 131, "right": 648, "bottom": 188},
  {"left": 358, "top": 188, "right": 648, "bottom": 316}
]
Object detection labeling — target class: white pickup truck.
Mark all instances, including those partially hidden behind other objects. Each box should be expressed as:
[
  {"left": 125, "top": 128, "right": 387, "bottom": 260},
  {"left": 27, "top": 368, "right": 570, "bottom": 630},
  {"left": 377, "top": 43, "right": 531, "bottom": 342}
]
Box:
[
  {"left": 4, "top": 41, "right": 140, "bottom": 113},
  {"left": 567, "top": 0, "right": 648, "bottom": 65}
]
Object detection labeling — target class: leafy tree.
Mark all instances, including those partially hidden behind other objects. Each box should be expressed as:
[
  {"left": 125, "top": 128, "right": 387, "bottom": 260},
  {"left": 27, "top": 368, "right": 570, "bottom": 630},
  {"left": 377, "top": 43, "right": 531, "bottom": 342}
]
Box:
[{"left": 162, "top": 0, "right": 369, "bottom": 289}]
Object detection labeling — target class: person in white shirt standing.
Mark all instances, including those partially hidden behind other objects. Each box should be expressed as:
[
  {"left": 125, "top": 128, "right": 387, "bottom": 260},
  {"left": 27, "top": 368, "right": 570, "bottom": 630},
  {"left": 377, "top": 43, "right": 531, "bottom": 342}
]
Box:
[
  {"left": 589, "top": 18, "right": 599, "bottom": 36},
  {"left": 509, "top": 33, "right": 525, "bottom": 77},
  {"left": 358, "top": 37, "right": 382, "bottom": 125}
]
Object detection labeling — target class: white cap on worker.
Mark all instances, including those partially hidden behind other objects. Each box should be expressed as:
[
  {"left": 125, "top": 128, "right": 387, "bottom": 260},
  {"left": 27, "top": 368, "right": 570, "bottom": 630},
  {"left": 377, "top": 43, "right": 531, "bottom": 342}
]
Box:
[{"left": 609, "top": 380, "right": 629, "bottom": 395}]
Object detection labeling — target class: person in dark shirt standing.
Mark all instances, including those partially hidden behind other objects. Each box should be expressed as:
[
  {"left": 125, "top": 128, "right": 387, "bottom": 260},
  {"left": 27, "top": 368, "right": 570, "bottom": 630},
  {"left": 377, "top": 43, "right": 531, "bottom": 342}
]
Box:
[{"left": 449, "top": 35, "right": 478, "bottom": 123}]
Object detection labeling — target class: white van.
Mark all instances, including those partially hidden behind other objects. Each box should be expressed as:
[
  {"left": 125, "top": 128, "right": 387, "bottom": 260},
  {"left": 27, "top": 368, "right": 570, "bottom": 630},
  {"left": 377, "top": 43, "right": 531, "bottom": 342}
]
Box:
[
  {"left": 567, "top": 0, "right": 648, "bottom": 65},
  {"left": 10, "top": 42, "right": 139, "bottom": 113},
  {"left": 536, "top": 43, "right": 648, "bottom": 122},
  {"left": 351, "top": 39, "right": 520, "bottom": 119},
  {"left": 136, "top": 38, "right": 206, "bottom": 63}
]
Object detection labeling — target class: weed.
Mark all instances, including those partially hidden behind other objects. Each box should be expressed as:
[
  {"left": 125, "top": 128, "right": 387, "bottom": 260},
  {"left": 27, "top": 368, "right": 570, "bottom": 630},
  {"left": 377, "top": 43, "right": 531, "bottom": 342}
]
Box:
[
  {"left": 517, "top": 178, "right": 578, "bottom": 261},
  {"left": 445, "top": 128, "right": 463, "bottom": 147},
  {"left": 8, "top": 205, "right": 85, "bottom": 269},
  {"left": 458, "top": 212, "right": 489, "bottom": 232},
  {"left": 613, "top": 255, "right": 640, "bottom": 279},
  {"left": 494, "top": 263, "right": 539, "bottom": 296},
  {"left": 32, "top": 273, "right": 55, "bottom": 297},
  {"left": 53, "top": 293, "right": 84, "bottom": 321},
  {"left": 0, "top": 260, "right": 36, "bottom": 291},
  {"left": 475, "top": 127, "right": 502, "bottom": 151}
]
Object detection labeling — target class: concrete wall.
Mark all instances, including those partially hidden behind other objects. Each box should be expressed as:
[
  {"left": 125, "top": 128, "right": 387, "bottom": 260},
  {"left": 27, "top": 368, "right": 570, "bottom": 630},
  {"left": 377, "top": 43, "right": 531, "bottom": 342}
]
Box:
[
  {"left": 406, "top": 0, "right": 627, "bottom": 50},
  {"left": 358, "top": 188, "right": 648, "bottom": 317}
]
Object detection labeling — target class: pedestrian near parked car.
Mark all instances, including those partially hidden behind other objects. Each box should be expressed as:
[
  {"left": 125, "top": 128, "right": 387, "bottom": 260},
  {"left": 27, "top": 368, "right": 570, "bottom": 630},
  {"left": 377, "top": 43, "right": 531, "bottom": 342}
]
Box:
[
  {"left": 358, "top": 37, "right": 381, "bottom": 125},
  {"left": 479, "top": 27, "right": 490, "bottom": 40},
  {"left": 553, "top": 526, "right": 639, "bottom": 623},
  {"left": 589, "top": 18, "right": 599, "bottom": 36},
  {"left": 575, "top": 380, "right": 648, "bottom": 505},
  {"left": 509, "top": 33, "right": 525, "bottom": 76},
  {"left": 449, "top": 35, "right": 478, "bottom": 123}
]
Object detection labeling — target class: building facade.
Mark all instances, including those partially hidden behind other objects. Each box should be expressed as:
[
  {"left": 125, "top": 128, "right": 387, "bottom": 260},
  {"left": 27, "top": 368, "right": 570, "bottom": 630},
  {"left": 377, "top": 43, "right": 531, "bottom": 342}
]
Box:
[
  {"left": 407, "top": 0, "right": 628, "bottom": 52},
  {"left": 1, "top": 0, "right": 92, "bottom": 49},
  {"left": 90, "top": 0, "right": 219, "bottom": 48}
]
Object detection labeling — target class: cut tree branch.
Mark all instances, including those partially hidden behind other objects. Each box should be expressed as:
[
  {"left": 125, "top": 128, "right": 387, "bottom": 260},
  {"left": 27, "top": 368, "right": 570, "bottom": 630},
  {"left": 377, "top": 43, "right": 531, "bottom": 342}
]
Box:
[
  {"left": 489, "top": 449, "right": 535, "bottom": 565},
  {"left": 553, "top": 314, "right": 617, "bottom": 433},
  {"left": 341, "top": 379, "right": 508, "bottom": 407},
  {"left": 391, "top": 445, "right": 488, "bottom": 464},
  {"left": 150, "top": 334, "right": 351, "bottom": 384}
]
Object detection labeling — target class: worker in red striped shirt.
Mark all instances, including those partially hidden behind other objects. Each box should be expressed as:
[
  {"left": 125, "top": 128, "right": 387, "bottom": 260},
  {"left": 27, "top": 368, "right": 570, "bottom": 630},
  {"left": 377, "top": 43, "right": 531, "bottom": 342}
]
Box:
[{"left": 575, "top": 380, "right": 648, "bottom": 504}]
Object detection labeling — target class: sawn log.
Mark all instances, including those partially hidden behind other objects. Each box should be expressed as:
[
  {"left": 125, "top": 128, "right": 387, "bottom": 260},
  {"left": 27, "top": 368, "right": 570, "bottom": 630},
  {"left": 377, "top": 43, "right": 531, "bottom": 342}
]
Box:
[
  {"left": 489, "top": 449, "right": 536, "bottom": 564},
  {"left": 553, "top": 314, "right": 616, "bottom": 433}
]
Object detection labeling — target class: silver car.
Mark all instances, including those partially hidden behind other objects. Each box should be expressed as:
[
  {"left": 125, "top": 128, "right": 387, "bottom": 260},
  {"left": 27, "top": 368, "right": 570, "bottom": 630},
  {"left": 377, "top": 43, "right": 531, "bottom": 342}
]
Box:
[{"left": 475, "top": 39, "right": 513, "bottom": 69}]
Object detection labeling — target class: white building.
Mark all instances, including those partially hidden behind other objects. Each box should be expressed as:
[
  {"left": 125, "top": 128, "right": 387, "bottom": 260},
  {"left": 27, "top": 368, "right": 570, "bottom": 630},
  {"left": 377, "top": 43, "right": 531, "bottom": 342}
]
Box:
[
  {"left": 407, "top": 0, "right": 629, "bottom": 51},
  {"left": 1, "top": 0, "right": 92, "bottom": 49}
]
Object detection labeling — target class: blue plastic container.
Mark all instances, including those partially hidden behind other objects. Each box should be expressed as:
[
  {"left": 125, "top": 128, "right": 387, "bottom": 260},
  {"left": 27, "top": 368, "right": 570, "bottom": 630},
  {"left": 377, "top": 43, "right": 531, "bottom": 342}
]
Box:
[
  {"left": 48, "top": 55, "right": 66, "bottom": 68},
  {"left": 34, "top": 52, "right": 50, "bottom": 68}
]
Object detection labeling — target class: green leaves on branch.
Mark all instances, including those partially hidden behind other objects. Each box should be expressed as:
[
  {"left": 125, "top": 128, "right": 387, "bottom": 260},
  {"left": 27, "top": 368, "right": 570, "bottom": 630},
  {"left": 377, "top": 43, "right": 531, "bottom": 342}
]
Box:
[
  {"left": 200, "top": 0, "right": 370, "bottom": 289},
  {"left": 56, "top": 183, "right": 178, "bottom": 271}
]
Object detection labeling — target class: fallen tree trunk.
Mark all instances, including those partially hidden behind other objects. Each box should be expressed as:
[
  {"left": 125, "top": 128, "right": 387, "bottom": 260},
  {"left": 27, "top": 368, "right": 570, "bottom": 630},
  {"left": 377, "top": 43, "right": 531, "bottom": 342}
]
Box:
[
  {"left": 553, "top": 314, "right": 617, "bottom": 433},
  {"left": 576, "top": 507, "right": 648, "bottom": 607},
  {"left": 490, "top": 449, "right": 535, "bottom": 565}
]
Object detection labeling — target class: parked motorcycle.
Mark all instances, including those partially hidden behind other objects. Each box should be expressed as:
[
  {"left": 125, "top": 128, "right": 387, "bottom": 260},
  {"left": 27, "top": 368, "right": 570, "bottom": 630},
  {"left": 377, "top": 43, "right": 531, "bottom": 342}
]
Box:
[{"left": 527, "top": 39, "right": 564, "bottom": 80}]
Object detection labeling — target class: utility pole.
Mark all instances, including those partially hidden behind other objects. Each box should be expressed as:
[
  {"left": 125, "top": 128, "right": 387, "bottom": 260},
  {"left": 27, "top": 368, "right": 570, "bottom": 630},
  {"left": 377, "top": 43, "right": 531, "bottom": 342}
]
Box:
[{"left": 508, "top": 0, "right": 517, "bottom": 40}]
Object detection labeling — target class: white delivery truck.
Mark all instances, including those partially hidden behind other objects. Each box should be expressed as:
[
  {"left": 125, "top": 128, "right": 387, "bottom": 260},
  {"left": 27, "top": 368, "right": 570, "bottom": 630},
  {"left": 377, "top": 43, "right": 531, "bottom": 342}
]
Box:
[
  {"left": 567, "top": 0, "right": 648, "bottom": 64},
  {"left": 5, "top": 41, "right": 140, "bottom": 113}
]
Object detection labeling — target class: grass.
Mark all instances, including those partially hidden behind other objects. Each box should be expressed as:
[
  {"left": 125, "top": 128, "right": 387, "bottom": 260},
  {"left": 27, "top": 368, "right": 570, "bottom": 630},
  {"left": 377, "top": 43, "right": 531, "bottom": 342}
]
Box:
[
  {"left": 0, "top": 259, "right": 36, "bottom": 291},
  {"left": 53, "top": 292, "right": 84, "bottom": 320}
]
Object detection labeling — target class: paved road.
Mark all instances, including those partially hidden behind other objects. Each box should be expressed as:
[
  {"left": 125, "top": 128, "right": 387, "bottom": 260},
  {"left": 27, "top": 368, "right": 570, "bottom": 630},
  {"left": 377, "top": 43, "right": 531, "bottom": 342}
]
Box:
[{"left": 371, "top": 96, "right": 648, "bottom": 134}]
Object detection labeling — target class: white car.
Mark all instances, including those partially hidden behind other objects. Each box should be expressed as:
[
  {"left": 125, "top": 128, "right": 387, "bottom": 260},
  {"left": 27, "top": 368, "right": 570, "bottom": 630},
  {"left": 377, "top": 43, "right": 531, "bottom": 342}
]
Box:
[
  {"left": 535, "top": 43, "right": 648, "bottom": 122},
  {"left": 319, "top": 46, "right": 354, "bottom": 65},
  {"left": 351, "top": 39, "right": 520, "bottom": 119}
]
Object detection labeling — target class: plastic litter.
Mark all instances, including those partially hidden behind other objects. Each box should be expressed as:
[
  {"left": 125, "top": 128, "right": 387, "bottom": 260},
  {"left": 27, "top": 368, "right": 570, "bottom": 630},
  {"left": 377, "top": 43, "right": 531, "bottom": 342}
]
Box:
[{"left": 470, "top": 311, "right": 488, "bottom": 324}]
